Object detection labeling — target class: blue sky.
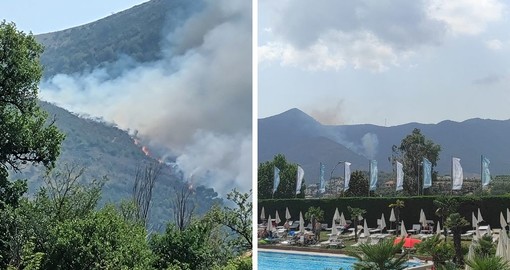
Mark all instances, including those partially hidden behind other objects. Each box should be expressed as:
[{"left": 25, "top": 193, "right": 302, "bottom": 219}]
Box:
[
  {"left": 259, "top": 0, "right": 510, "bottom": 126},
  {"left": 0, "top": 1, "right": 150, "bottom": 34}
]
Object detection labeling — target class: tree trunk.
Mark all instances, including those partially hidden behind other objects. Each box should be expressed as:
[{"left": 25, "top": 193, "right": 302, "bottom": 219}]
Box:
[
  {"left": 354, "top": 220, "right": 359, "bottom": 242},
  {"left": 453, "top": 230, "right": 463, "bottom": 266}
]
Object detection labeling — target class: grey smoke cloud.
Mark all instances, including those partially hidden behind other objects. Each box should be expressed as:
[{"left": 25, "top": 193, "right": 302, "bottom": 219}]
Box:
[
  {"left": 40, "top": 0, "right": 252, "bottom": 194},
  {"left": 307, "top": 101, "right": 346, "bottom": 125},
  {"left": 361, "top": 132, "right": 379, "bottom": 159}
]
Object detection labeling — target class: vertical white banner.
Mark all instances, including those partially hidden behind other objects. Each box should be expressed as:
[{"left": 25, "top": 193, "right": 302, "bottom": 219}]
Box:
[
  {"left": 369, "top": 160, "right": 377, "bottom": 191},
  {"left": 452, "top": 157, "right": 463, "bottom": 190},
  {"left": 344, "top": 162, "right": 351, "bottom": 191},
  {"left": 296, "top": 165, "right": 304, "bottom": 195},
  {"left": 396, "top": 161, "right": 404, "bottom": 191}
]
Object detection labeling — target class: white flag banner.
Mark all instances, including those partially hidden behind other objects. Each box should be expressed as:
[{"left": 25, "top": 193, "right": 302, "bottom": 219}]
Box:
[
  {"left": 452, "top": 157, "right": 463, "bottom": 190},
  {"left": 369, "top": 160, "right": 378, "bottom": 191},
  {"left": 481, "top": 156, "right": 491, "bottom": 187},
  {"left": 273, "top": 166, "right": 281, "bottom": 194},
  {"left": 396, "top": 161, "right": 404, "bottom": 191},
  {"left": 296, "top": 165, "right": 304, "bottom": 195},
  {"left": 344, "top": 162, "right": 351, "bottom": 191},
  {"left": 319, "top": 163, "right": 326, "bottom": 193}
]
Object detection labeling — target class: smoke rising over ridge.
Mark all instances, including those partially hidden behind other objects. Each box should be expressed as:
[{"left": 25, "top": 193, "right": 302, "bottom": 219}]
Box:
[{"left": 40, "top": 0, "right": 252, "bottom": 194}]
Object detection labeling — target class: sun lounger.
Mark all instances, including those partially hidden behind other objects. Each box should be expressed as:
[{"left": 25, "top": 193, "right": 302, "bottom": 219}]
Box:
[
  {"left": 329, "top": 238, "right": 345, "bottom": 248},
  {"left": 288, "top": 221, "right": 299, "bottom": 230},
  {"left": 407, "top": 224, "right": 421, "bottom": 234}
]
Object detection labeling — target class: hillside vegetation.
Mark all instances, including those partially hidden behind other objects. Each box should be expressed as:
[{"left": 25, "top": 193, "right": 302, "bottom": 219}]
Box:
[
  {"left": 36, "top": 0, "right": 200, "bottom": 78},
  {"left": 11, "top": 101, "right": 222, "bottom": 229}
]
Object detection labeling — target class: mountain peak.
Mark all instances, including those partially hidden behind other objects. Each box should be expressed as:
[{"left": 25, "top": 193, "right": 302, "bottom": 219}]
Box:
[{"left": 268, "top": 108, "right": 319, "bottom": 124}]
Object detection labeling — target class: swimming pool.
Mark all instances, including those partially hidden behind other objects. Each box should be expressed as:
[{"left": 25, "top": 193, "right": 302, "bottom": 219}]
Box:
[{"left": 258, "top": 250, "right": 423, "bottom": 270}]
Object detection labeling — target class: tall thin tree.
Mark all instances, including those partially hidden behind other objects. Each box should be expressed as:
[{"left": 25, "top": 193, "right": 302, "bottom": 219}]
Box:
[{"left": 133, "top": 161, "right": 162, "bottom": 227}]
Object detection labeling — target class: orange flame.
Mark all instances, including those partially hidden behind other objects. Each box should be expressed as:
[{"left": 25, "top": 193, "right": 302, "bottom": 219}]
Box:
[{"left": 142, "top": 146, "right": 150, "bottom": 156}]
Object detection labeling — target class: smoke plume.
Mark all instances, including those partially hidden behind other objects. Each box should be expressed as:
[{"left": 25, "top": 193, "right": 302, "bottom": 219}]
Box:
[
  {"left": 361, "top": 132, "right": 379, "bottom": 159},
  {"left": 39, "top": 0, "right": 252, "bottom": 194}
]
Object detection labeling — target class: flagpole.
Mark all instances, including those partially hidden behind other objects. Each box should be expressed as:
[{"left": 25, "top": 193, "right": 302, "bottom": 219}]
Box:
[
  {"left": 368, "top": 160, "right": 370, "bottom": 197},
  {"left": 343, "top": 162, "right": 346, "bottom": 198},
  {"left": 417, "top": 159, "right": 420, "bottom": 196},
  {"left": 318, "top": 162, "right": 321, "bottom": 198},
  {"left": 330, "top": 161, "right": 342, "bottom": 197},
  {"left": 450, "top": 156, "right": 453, "bottom": 196},
  {"left": 295, "top": 164, "right": 301, "bottom": 199},
  {"left": 480, "top": 155, "right": 483, "bottom": 191},
  {"left": 394, "top": 160, "right": 397, "bottom": 197}
]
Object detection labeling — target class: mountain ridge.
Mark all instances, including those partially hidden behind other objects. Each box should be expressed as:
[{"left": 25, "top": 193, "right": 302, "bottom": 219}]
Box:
[{"left": 259, "top": 108, "right": 510, "bottom": 181}]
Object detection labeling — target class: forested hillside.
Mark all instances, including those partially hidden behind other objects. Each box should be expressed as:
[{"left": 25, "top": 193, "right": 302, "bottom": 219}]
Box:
[{"left": 36, "top": 0, "right": 201, "bottom": 78}]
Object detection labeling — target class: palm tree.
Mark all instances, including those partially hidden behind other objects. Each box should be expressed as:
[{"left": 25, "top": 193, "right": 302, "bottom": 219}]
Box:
[
  {"left": 388, "top": 200, "right": 405, "bottom": 230},
  {"left": 445, "top": 213, "right": 469, "bottom": 267},
  {"left": 415, "top": 234, "right": 454, "bottom": 268},
  {"left": 351, "top": 238, "right": 407, "bottom": 270},
  {"left": 475, "top": 235, "right": 496, "bottom": 258},
  {"left": 434, "top": 196, "right": 459, "bottom": 239},
  {"left": 465, "top": 256, "right": 510, "bottom": 270},
  {"left": 304, "top": 206, "right": 324, "bottom": 241},
  {"left": 348, "top": 206, "right": 366, "bottom": 243}
]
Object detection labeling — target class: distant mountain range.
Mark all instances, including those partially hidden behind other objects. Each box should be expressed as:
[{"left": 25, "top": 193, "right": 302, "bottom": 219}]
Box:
[{"left": 259, "top": 108, "right": 510, "bottom": 181}]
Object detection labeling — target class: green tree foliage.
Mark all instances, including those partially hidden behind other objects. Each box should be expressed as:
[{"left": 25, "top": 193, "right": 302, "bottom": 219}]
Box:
[
  {"left": 434, "top": 195, "right": 460, "bottom": 238},
  {"left": 391, "top": 128, "right": 441, "bottom": 195},
  {"left": 150, "top": 221, "right": 226, "bottom": 270},
  {"left": 388, "top": 199, "right": 405, "bottom": 229},
  {"left": 0, "top": 21, "right": 65, "bottom": 176},
  {"left": 416, "top": 234, "right": 454, "bottom": 268},
  {"left": 474, "top": 234, "right": 496, "bottom": 258},
  {"left": 44, "top": 205, "right": 153, "bottom": 270},
  {"left": 445, "top": 213, "right": 469, "bottom": 267},
  {"left": 258, "top": 154, "right": 304, "bottom": 199},
  {"left": 345, "top": 170, "right": 369, "bottom": 197},
  {"left": 0, "top": 21, "right": 64, "bottom": 269},
  {"left": 207, "top": 189, "right": 252, "bottom": 252},
  {"left": 304, "top": 206, "right": 324, "bottom": 223},
  {"left": 465, "top": 256, "right": 510, "bottom": 270},
  {"left": 6, "top": 238, "right": 44, "bottom": 270},
  {"left": 213, "top": 256, "right": 252, "bottom": 270},
  {"left": 351, "top": 238, "right": 407, "bottom": 270},
  {"left": 348, "top": 206, "right": 366, "bottom": 242},
  {"left": 39, "top": 164, "right": 105, "bottom": 222}
]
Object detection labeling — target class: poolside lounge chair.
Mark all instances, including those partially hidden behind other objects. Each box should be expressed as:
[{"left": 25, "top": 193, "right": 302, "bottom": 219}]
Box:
[
  {"left": 407, "top": 224, "right": 421, "bottom": 234},
  {"left": 288, "top": 220, "right": 299, "bottom": 230},
  {"left": 329, "top": 238, "right": 345, "bottom": 248}
]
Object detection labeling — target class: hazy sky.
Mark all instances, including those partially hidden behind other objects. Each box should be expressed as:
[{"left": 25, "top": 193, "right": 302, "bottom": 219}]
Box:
[
  {"left": 259, "top": 0, "right": 510, "bottom": 126},
  {"left": 0, "top": 1, "right": 150, "bottom": 34}
]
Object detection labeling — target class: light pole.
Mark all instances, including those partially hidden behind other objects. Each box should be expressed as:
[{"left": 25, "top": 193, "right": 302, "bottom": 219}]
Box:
[{"left": 330, "top": 161, "right": 343, "bottom": 196}]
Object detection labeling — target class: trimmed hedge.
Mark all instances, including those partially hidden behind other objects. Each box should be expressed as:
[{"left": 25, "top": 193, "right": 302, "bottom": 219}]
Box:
[{"left": 259, "top": 195, "right": 510, "bottom": 231}]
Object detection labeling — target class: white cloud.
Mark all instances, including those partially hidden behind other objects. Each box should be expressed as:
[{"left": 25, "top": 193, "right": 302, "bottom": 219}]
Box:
[
  {"left": 485, "top": 39, "right": 504, "bottom": 50},
  {"left": 426, "top": 0, "right": 504, "bottom": 35},
  {"left": 260, "top": 0, "right": 506, "bottom": 72},
  {"left": 259, "top": 0, "right": 445, "bottom": 72},
  {"left": 259, "top": 30, "right": 401, "bottom": 72}
]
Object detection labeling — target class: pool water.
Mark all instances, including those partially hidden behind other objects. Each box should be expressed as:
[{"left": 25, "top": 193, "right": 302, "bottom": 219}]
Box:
[
  {"left": 258, "top": 250, "right": 421, "bottom": 270},
  {"left": 258, "top": 251, "right": 357, "bottom": 270}
]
